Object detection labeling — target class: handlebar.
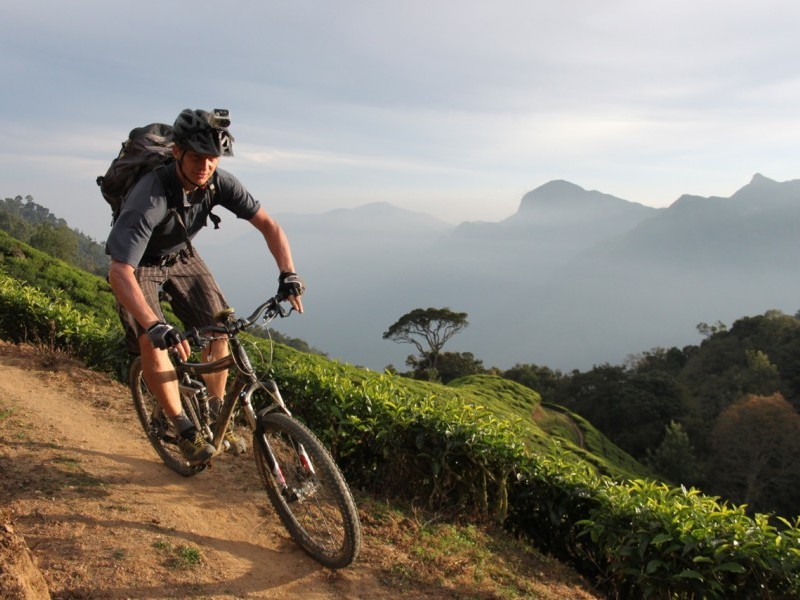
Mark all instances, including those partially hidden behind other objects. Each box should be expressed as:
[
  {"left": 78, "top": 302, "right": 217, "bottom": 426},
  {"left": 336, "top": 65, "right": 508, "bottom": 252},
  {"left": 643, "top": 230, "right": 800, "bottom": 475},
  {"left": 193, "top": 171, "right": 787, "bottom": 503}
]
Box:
[{"left": 183, "top": 293, "right": 293, "bottom": 347}]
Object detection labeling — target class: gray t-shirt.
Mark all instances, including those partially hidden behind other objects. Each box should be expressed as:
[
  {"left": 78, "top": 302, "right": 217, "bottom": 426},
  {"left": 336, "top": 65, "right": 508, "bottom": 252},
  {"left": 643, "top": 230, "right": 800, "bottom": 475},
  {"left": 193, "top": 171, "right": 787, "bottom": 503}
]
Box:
[{"left": 106, "top": 164, "right": 260, "bottom": 266}]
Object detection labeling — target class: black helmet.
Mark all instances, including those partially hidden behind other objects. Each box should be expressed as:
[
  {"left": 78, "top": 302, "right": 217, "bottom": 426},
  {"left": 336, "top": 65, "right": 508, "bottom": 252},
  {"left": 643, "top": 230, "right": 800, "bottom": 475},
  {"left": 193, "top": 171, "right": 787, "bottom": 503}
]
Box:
[{"left": 172, "top": 108, "right": 234, "bottom": 157}]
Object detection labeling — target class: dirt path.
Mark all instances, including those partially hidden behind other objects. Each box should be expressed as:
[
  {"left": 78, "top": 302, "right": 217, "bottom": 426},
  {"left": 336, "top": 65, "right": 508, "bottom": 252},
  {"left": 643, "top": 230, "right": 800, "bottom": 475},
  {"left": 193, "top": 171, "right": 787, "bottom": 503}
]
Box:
[
  {"left": 0, "top": 342, "right": 393, "bottom": 600},
  {"left": 0, "top": 341, "right": 601, "bottom": 600}
]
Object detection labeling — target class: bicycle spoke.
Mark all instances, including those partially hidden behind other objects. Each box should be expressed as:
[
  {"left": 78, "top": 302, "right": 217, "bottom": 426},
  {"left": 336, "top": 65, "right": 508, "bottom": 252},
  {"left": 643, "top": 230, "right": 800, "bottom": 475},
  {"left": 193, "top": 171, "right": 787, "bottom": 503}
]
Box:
[{"left": 254, "top": 413, "right": 360, "bottom": 568}]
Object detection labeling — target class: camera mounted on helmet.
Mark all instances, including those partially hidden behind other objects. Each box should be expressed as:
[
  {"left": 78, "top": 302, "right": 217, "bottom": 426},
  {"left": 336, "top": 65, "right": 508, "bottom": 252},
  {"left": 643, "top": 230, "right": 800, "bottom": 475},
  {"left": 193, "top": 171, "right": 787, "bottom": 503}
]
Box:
[{"left": 210, "top": 108, "right": 231, "bottom": 129}]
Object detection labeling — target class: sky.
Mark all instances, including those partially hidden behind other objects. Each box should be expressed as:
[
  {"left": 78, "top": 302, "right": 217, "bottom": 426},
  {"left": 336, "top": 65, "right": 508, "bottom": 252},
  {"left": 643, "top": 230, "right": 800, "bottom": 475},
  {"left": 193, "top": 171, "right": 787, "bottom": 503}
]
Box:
[{"left": 3, "top": 0, "right": 800, "bottom": 241}]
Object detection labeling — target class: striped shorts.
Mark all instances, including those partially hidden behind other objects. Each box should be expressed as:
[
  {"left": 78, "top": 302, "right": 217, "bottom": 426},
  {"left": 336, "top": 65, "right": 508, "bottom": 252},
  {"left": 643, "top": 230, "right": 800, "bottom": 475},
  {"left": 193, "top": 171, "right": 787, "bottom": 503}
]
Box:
[{"left": 117, "top": 250, "right": 230, "bottom": 353}]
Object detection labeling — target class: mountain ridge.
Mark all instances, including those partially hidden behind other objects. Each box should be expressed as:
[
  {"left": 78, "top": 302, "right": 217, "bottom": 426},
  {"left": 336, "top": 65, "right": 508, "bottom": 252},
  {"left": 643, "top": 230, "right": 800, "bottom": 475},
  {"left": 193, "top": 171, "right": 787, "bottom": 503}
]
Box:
[{"left": 203, "top": 174, "right": 800, "bottom": 372}]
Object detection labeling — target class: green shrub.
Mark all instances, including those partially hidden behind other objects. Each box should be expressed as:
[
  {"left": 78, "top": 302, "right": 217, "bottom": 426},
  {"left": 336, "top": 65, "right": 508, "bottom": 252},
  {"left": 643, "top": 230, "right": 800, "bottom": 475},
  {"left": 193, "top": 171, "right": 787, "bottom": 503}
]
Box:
[
  {"left": 0, "top": 230, "right": 118, "bottom": 323},
  {"left": 508, "top": 464, "right": 800, "bottom": 598},
  {"left": 265, "top": 349, "right": 526, "bottom": 519},
  {"left": 0, "top": 271, "right": 122, "bottom": 372},
  {"left": 577, "top": 480, "right": 800, "bottom": 598}
]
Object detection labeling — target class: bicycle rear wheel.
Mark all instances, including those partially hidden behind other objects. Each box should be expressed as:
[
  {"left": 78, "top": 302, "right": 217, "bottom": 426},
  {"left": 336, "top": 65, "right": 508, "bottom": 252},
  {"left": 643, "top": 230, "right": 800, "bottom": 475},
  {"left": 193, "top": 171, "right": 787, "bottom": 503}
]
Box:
[
  {"left": 254, "top": 412, "right": 361, "bottom": 569},
  {"left": 129, "top": 356, "right": 204, "bottom": 477}
]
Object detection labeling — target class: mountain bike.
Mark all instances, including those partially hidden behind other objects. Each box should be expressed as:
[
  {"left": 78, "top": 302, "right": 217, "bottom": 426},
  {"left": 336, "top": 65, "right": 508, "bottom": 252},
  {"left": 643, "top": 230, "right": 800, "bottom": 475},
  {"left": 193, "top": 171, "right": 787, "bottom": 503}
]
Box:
[{"left": 129, "top": 294, "right": 361, "bottom": 569}]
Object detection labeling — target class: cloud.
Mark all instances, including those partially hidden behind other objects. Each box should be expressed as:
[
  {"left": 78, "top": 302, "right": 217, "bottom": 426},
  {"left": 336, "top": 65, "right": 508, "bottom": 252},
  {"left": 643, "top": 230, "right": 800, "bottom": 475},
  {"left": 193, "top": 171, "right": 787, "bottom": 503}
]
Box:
[{"left": 4, "top": 1, "right": 800, "bottom": 235}]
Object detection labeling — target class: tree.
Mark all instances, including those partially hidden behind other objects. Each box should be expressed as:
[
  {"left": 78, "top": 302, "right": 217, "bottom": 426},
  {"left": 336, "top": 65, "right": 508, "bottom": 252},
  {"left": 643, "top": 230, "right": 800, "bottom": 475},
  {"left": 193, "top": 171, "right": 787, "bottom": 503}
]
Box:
[
  {"left": 403, "top": 350, "right": 484, "bottom": 382},
  {"left": 734, "top": 349, "right": 780, "bottom": 397},
  {"left": 382, "top": 307, "right": 468, "bottom": 380},
  {"left": 502, "top": 363, "right": 563, "bottom": 401},
  {"left": 552, "top": 365, "right": 685, "bottom": 460},
  {"left": 645, "top": 421, "right": 699, "bottom": 486},
  {"left": 29, "top": 222, "right": 78, "bottom": 264},
  {"left": 432, "top": 351, "right": 484, "bottom": 383},
  {"left": 697, "top": 320, "right": 728, "bottom": 339},
  {"left": 709, "top": 392, "right": 800, "bottom": 515},
  {"left": 627, "top": 346, "right": 692, "bottom": 375}
]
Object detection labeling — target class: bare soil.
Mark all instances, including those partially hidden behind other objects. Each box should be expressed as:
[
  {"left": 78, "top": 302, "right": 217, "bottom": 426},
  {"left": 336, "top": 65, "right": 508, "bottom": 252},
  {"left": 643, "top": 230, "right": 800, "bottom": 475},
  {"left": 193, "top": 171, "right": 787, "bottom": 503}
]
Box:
[{"left": 0, "top": 340, "right": 601, "bottom": 599}]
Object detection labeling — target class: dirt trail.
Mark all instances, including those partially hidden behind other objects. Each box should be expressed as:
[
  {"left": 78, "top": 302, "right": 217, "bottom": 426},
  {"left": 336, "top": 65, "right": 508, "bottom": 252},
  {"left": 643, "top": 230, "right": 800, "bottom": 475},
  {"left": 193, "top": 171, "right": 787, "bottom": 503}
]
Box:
[
  {"left": 0, "top": 342, "right": 393, "bottom": 600},
  {"left": 0, "top": 341, "right": 601, "bottom": 600}
]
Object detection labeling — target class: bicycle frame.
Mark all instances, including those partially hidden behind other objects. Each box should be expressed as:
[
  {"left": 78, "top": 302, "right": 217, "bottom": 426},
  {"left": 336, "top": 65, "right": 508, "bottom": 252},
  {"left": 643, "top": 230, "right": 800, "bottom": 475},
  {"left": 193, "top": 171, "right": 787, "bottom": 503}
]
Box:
[{"left": 176, "top": 334, "right": 290, "bottom": 454}]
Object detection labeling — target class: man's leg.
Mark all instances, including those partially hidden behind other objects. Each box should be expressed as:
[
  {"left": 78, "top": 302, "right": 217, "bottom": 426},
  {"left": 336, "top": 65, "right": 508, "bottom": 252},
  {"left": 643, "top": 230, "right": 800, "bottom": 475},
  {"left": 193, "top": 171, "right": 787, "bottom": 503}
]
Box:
[
  {"left": 138, "top": 335, "right": 183, "bottom": 417},
  {"left": 138, "top": 335, "right": 215, "bottom": 464},
  {"left": 201, "top": 337, "right": 247, "bottom": 454},
  {"left": 162, "top": 250, "right": 244, "bottom": 454},
  {"left": 201, "top": 337, "right": 229, "bottom": 399}
]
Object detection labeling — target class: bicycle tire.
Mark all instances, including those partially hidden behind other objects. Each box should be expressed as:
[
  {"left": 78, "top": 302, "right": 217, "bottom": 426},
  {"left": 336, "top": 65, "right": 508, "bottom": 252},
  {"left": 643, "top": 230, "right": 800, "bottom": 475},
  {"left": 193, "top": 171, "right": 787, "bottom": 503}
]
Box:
[
  {"left": 129, "top": 356, "right": 204, "bottom": 477},
  {"left": 254, "top": 412, "right": 361, "bottom": 569}
]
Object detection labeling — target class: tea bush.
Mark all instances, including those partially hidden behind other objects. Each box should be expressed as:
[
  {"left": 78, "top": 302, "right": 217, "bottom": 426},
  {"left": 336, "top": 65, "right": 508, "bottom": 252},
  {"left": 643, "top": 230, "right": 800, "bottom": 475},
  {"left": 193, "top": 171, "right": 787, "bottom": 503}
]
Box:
[
  {"left": 265, "top": 348, "right": 527, "bottom": 518},
  {"left": 579, "top": 480, "right": 800, "bottom": 598},
  {"left": 0, "top": 271, "right": 120, "bottom": 370}
]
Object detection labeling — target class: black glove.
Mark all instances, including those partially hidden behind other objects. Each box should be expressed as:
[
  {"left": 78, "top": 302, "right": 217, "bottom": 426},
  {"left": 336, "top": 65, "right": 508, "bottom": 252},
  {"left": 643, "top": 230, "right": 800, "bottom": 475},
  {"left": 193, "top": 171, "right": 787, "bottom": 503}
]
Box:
[
  {"left": 278, "top": 271, "right": 306, "bottom": 299},
  {"left": 146, "top": 321, "right": 184, "bottom": 350}
]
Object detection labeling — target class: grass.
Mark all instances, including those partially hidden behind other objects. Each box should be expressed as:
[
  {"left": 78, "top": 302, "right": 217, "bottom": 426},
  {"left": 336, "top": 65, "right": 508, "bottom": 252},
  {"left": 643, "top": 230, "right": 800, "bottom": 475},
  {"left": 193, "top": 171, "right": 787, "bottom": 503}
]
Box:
[
  {"left": 111, "top": 549, "right": 127, "bottom": 560},
  {"left": 153, "top": 540, "right": 204, "bottom": 569},
  {"left": 358, "top": 495, "right": 596, "bottom": 599}
]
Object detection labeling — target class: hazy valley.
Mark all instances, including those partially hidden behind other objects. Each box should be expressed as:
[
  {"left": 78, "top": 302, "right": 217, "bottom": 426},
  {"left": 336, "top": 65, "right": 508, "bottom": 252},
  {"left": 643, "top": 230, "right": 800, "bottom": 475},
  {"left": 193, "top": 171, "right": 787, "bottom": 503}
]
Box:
[{"left": 202, "top": 173, "right": 800, "bottom": 372}]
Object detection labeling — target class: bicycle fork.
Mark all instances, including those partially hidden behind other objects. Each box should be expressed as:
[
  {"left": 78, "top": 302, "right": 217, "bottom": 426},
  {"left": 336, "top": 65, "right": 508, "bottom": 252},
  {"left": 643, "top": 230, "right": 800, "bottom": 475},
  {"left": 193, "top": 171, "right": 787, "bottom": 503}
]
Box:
[
  {"left": 250, "top": 381, "right": 317, "bottom": 500},
  {"left": 257, "top": 435, "right": 318, "bottom": 503}
]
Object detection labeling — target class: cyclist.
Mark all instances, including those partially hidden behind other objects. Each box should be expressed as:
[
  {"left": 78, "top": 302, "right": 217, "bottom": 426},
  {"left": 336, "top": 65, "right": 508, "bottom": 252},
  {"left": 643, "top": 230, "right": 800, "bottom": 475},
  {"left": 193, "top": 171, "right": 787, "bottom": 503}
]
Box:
[{"left": 106, "top": 108, "right": 305, "bottom": 465}]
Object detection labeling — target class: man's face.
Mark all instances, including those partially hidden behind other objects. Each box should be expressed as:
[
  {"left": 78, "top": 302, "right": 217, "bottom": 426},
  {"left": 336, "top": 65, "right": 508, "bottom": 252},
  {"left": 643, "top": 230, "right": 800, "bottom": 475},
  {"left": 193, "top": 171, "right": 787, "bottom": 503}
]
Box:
[{"left": 174, "top": 146, "right": 219, "bottom": 187}]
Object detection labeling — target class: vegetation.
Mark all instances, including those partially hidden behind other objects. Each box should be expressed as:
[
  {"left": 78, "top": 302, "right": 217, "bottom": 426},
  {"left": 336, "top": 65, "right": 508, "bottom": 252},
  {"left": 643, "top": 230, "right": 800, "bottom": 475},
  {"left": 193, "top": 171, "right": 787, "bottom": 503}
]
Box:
[
  {"left": 527, "top": 312, "right": 800, "bottom": 518},
  {"left": 251, "top": 322, "right": 328, "bottom": 356},
  {"left": 407, "top": 313, "right": 800, "bottom": 520},
  {"left": 2, "top": 202, "right": 800, "bottom": 598},
  {"left": 0, "top": 196, "right": 108, "bottom": 277},
  {"left": 383, "top": 307, "right": 469, "bottom": 380}
]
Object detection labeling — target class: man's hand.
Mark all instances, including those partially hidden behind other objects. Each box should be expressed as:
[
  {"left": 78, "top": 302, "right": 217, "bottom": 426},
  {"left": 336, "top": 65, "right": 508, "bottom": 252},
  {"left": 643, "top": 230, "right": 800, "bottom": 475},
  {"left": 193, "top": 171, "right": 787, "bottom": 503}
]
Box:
[
  {"left": 278, "top": 271, "right": 305, "bottom": 313},
  {"left": 147, "top": 322, "right": 185, "bottom": 350}
]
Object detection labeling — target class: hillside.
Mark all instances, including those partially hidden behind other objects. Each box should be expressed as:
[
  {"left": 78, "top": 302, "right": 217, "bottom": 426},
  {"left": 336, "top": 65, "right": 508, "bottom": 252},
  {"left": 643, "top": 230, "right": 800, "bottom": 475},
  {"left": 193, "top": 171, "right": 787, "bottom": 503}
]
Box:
[
  {"left": 3, "top": 199, "right": 800, "bottom": 597},
  {"left": 0, "top": 341, "right": 600, "bottom": 599}
]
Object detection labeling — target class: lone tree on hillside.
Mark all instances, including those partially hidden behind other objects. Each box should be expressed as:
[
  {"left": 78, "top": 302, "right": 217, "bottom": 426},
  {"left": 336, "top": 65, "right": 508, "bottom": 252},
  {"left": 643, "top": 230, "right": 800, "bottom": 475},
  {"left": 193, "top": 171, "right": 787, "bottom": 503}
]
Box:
[{"left": 382, "top": 307, "right": 469, "bottom": 379}]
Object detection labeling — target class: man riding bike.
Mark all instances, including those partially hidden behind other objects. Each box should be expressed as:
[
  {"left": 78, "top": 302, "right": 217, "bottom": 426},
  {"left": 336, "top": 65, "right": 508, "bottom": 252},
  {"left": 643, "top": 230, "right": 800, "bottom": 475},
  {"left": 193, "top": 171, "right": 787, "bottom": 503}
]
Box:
[{"left": 106, "top": 108, "right": 305, "bottom": 465}]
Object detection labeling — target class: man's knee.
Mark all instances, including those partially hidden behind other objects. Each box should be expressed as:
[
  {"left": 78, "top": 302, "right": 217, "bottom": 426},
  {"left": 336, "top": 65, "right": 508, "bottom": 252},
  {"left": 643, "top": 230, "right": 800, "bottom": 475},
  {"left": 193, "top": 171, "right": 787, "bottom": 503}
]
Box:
[
  {"left": 202, "top": 337, "right": 229, "bottom": 361},
  {"left": 138, "top": 336, "right": 174, "bottom": 370}
]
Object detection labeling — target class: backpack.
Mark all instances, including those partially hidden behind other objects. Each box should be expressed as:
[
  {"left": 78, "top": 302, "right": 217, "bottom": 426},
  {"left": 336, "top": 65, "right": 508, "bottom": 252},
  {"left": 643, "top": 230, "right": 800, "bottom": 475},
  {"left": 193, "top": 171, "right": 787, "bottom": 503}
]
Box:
[
  {"left": 97, "top": 123, "right": 221, "bottom": 257},
  {"left": 96, "top": 123, "right": 179, "bottom": 223}
]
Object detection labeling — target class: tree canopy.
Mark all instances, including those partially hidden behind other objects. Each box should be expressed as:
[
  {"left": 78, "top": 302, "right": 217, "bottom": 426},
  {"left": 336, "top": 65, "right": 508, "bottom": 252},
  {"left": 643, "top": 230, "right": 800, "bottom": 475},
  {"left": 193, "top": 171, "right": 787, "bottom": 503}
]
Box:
[
  {"left": 710, "top": 392, "right": 800, "bottom": 514},
  {"left": 382, "top": 307, "right": 468, "bottom": 379}
]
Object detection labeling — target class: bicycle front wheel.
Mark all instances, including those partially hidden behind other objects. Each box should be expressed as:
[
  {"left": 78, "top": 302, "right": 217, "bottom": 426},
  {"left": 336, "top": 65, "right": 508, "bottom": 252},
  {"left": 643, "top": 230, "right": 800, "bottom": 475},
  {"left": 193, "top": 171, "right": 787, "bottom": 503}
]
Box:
[
  {"left": 129, "top": 357, "right": 204, "bottom": 477},
  {"left": 254, "top": 412, "right": 361, "bottom": 569}
]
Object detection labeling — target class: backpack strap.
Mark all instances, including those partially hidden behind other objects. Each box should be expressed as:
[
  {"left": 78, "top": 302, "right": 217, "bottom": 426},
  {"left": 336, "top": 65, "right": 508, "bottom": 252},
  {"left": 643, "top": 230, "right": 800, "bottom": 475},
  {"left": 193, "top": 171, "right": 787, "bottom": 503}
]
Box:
[
  {"left": 153, "top": 164, "right": 223, "bottom": 258},
  {"left": 205, "top": 171, "right": 222, "bottom": 230},
  {"left": 154, "top": 164, "right": 197, "bottom": 257}
]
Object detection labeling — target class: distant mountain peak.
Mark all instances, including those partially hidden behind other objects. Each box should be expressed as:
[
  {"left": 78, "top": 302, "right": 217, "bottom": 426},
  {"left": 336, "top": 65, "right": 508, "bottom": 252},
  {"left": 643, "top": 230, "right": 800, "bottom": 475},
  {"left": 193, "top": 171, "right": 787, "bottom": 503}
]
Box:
[
  {"left": 669, "top": 174, "right": 800, "bottom": 213},
  {"left": 519, "top": 180, "right": 595, "bottom": 208},
  {"left": 750, "top": 173, "right": 772, "bottom": 184},
  {"left": 516, "top": 179, "right": 655, "bottom": 218}
]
